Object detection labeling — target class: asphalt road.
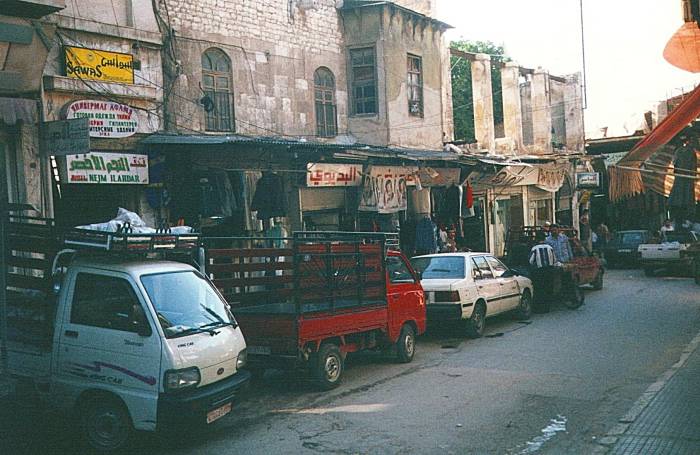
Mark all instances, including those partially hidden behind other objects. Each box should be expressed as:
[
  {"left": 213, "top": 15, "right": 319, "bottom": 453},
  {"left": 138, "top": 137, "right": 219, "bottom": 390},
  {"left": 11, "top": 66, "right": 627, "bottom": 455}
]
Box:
[{"left": 2, "top": 269, "right": 699, "bottom": 454}]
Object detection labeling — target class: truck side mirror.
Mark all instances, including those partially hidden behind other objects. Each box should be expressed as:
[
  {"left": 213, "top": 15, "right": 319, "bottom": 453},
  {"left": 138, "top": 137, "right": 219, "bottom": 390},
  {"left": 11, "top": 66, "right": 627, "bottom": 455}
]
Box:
[{"left": 131, "top": 305, "right": 152, "bottom": 337}]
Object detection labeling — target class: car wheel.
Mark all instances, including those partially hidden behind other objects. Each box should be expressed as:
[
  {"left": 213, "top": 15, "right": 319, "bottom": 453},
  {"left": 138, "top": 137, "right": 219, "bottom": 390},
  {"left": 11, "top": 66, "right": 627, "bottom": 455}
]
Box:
[
  {"left": 592, "top": 271, "right": 604, "bottom": 290},
  {"left": 81, "top": 396, "right": 133, "bottom": 453},
  {"left": 563, "top": 283, "right": 584, "bottom": 309},
  {"left": 514, "top": 290, "right": 532, "bottom": 320},
  {"left": 311, "top": 343, "right": 343, "bottom": 390},
  {"left": 395, "top": 324, "right": 416, "bottom": 363},
  {"left": 465, "top": 302, "right": 486, "bottom": 339}
]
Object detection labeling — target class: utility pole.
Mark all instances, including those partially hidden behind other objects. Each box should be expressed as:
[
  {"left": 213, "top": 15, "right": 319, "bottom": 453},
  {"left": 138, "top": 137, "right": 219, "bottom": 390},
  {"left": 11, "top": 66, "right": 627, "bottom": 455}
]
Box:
[{"left": 579, "top": 0, "right": 588, "bottom": 110}]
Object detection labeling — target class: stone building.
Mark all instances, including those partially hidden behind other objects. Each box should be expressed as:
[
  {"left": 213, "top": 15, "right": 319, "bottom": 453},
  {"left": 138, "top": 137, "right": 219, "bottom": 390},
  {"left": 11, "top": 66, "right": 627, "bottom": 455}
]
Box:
[
  {"left": 2, "top": 0, "right": 164, "bottom": 226},
  {"left": 158, "top": 0, "right": 453, "bottom": 148}
]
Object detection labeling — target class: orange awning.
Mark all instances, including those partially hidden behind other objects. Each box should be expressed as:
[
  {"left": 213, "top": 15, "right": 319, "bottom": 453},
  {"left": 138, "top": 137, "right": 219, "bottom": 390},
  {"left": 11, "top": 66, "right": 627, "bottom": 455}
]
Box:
[{"left": 664, "top": 22, "right": 700, "bottom": 73}]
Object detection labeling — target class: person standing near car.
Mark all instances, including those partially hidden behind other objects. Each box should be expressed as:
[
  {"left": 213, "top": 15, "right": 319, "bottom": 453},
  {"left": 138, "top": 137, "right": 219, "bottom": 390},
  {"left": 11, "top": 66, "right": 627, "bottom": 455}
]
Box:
[
  {"left": 530, "top": 231, "right": 559, "bottom": 308},
  {"left": 546, "top": 224, "right": 573, "bottom": 264}
]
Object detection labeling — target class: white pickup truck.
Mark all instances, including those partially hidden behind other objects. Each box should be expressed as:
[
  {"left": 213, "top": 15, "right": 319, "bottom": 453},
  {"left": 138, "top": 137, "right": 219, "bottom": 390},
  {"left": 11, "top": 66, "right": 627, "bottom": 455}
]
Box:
[
  {"left": 638, "top": 231, "right": 699, "bottom": 276},
  {"left": 4, "top": 224, "right": 250, "bottom": 452}
]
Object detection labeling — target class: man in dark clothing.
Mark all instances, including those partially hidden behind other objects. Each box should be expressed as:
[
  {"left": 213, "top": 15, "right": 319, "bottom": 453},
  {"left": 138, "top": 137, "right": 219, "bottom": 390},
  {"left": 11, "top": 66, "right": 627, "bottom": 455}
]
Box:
[{"left": 530, "top": 231, "right": 561, "bottom": 311}]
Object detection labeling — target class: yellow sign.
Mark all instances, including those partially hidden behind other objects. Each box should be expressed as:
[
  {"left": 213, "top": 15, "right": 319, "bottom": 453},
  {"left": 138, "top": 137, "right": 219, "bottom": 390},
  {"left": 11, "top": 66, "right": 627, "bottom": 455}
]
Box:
[{"left": 64, "top": 46, "right": 134, "bottom": 84}]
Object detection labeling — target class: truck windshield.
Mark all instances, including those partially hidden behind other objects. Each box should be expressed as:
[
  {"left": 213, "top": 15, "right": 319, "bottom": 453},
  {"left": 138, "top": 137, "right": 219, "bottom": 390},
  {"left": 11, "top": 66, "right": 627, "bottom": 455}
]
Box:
[
  {"left": 411, "top": 256, "right": 465, "bottom": 279},
  {"left": 141, "top": 271, "right": 233, "bottom": 338}
]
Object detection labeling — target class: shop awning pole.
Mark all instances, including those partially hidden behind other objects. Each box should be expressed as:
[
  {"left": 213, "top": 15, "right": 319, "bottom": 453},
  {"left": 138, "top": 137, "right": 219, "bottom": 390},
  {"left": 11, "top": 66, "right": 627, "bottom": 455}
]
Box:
[{"left": 0, "top": 144, "right": 8, "bottom": 372}]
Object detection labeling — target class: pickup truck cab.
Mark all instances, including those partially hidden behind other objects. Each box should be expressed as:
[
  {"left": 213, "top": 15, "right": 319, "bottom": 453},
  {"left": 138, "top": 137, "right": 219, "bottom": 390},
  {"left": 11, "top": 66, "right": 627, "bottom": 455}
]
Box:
[
  {"left": 205, "top": 232, "right": 426, "bottom": 390},
  {"left": 410, "top": 253, "right": 533, "bottom": 338},
  {"left": 639, "top": 231, "right": 699, "bottom": 276},
  {"left": 6, "top": 224, "right": 250, "bottom": 452}
]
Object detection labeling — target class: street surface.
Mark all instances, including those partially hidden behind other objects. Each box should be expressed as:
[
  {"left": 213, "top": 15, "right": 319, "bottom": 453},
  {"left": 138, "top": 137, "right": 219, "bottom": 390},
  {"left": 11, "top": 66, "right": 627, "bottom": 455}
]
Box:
[{"left": 1, "top": 269, "right": 699, "bottom": 454}]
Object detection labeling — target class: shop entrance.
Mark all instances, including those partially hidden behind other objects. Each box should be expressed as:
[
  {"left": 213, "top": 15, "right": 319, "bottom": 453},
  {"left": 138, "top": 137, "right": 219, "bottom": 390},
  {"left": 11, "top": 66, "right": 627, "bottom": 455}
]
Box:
[{"left": 54, "top": 184, "right": 138, "bottom": 227}]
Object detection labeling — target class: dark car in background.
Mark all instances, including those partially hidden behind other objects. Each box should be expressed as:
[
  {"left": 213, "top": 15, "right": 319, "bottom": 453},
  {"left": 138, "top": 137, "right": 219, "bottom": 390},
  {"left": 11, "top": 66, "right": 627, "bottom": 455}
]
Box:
[{"left": 604, "top": 230, "right": 649, "bottom": 268}]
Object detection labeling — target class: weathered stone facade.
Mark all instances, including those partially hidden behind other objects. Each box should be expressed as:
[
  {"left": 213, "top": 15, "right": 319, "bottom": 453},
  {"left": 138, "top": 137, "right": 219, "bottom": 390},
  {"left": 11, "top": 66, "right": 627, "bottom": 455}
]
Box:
[{"left": 162, "top": 0, "right": 453, "bottom": 148}]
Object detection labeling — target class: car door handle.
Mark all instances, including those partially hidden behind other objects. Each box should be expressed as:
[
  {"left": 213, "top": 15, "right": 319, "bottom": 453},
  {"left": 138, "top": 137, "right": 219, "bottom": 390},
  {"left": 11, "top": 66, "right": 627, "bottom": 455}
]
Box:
[{"left": 64, "top": 330, "right": 79, "bottom": 338}]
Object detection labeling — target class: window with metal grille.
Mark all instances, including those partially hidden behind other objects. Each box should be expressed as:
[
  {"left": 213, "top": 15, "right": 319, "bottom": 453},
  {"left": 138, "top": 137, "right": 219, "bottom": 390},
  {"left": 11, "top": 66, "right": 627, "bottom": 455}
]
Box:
[
  {"left": 349, "top": 47, "right": 377, "bottom": 115},
  {"left": 202, "top": 48, "right": 234, "bottom": 132},
  {"left": 407, "top": 54, "right": 423, "bottom": 117},
  {"left": 314, "top": 67, "right": 337, "bottom": 137}
]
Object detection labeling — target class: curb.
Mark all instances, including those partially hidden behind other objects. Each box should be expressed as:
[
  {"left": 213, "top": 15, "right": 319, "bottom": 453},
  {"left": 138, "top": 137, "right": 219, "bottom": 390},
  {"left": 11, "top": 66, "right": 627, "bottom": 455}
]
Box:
[{"left": 595, "top": 330, "right": 700, "bottom": 450}]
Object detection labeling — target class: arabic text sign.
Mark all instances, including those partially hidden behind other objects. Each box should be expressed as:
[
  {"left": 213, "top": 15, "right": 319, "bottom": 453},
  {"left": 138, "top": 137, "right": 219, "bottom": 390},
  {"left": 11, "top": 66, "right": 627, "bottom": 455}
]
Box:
[
  {"left": 67, "top": 100, "right": 138, "bottom": 138},
  {"left": 576, "top": 172, "right": 600, "bottom": 188},
  {"left": 65, "top": 46, "right": 135, "bottom": 84},
  {"left": 359, "top": 166, "right": 418, "bottom": 214},
  {"left": 65, "top": 152, "right": 149, "bottom": 184},
  {"left": 40, "top": 118, "right": 90, "bottom": 156},
  {"left": 307, "top": 163, "right": 362, "bottom": 187}
]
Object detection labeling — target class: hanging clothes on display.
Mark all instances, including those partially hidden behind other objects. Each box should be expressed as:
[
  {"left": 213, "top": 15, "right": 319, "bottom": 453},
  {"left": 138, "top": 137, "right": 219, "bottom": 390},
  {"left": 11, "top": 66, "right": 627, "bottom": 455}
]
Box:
[
  {"left": 668, "top": 143, "right": 697, "bottom": 216},
  {"left": 461, "top": 183, "right": 475, "bottom": 218},
  {"left": 439, "top": 184, "right": 462, "bottom": 222},
  {"left": 415, "top": 216, "right": 438, "bottom": 255},
  {"left": 411, "top": 188, "right": 431, "bottom": 215},
  {"left": 251, "top": 172, "right": 287, "bottom": 220}
]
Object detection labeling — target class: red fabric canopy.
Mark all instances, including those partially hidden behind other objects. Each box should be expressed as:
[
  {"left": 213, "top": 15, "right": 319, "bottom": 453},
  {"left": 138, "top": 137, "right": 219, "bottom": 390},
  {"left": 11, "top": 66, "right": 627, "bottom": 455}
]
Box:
[{"left": 619, "top": 84, "right": 700, "bottom": 167}]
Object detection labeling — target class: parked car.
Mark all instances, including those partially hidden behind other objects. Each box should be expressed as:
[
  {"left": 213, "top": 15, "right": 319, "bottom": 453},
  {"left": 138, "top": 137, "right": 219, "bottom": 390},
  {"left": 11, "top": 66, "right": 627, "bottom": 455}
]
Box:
[
  {"left": 639, "top": 231, "right": 700, "bottom": 276},
  {"left": 205, "top": 232, "right": 426, "bottom": 390},
  {"left": 6, "top": 221, "right": 250, "bottom": 452},
  {"left": 410, "top": 253, "right": 533, "bottom": 338},
  {"left": 603, "top": 230, "right": 649, "bottom": 268}
]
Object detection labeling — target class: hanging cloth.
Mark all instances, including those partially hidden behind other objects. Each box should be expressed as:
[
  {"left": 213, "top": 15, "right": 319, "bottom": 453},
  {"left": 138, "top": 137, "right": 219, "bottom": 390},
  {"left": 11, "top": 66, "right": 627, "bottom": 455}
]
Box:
[
  {"left": 465, "top": 183, "right": 474, "bottom": 209},
  {"left": 251, "top": 172, "right": 288, "bottom": 220}
]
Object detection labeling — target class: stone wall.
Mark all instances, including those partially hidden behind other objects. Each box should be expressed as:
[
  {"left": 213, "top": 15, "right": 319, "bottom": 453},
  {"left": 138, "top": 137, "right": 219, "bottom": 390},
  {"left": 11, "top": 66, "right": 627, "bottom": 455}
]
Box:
[{"left": 163, "top": 0, "right": 347, "bottom": 138}]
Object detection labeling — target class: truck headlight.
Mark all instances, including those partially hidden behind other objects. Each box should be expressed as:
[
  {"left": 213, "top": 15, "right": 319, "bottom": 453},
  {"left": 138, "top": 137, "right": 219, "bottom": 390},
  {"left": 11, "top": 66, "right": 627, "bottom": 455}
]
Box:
[
  {"left": 236, "top": 349, "right": 247, "bottom": 369},
  {"left": 164, "top": 367, "right": 200, "bottom": 392}
]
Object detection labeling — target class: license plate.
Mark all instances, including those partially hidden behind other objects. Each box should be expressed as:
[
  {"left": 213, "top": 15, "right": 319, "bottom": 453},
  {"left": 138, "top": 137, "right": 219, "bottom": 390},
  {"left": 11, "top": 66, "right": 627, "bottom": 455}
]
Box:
[
  {"left": 206, "top": 402, "right": 232, "bottom": 424},
  {"left": 619, "top": 249, "right": 632, "bottom": 253},
  {"left": 247, "top": 345, "right": 272, "bottom": 355}
]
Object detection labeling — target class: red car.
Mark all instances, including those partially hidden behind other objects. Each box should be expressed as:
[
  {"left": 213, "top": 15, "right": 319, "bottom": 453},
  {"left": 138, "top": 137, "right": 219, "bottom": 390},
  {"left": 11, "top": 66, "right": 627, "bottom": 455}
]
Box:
[{"left": 205, "top": 232, "right": 426, "bottom": 389}]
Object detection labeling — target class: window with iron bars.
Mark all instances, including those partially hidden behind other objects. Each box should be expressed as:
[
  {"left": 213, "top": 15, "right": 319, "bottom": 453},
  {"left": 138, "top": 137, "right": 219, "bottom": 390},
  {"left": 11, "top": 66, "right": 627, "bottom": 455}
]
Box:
[
  {"left": 350, "top": 47, "right": 378, "bottom": 115},
  {"left": 407, "top": 54, "right": 423, "bottom": 117},
  {"left": 314, "top": 67, "right": 337, "bottom": 137},
  {"left": 202, "top": 48, "right": 235, "bottom": 132}
]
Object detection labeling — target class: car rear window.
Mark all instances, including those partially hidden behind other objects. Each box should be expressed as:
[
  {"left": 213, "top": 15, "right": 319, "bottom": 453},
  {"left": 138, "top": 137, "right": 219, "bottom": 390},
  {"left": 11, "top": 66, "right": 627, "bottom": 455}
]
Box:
[
  {"left": 411, "top": 256, "right": 465, "bottom": 279},
  {"left": 620, "top": 232, "right": 644, "bottom": 245}
]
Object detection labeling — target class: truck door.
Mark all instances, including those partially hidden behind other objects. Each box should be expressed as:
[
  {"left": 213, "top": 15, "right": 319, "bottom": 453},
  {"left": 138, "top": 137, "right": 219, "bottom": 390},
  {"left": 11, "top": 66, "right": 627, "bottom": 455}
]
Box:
[
  {"left": 55, "top": 271, "right": 161, "bottom": 429},
  {"left": 385, "top": 255, "right": 423, "bottom": 339}
]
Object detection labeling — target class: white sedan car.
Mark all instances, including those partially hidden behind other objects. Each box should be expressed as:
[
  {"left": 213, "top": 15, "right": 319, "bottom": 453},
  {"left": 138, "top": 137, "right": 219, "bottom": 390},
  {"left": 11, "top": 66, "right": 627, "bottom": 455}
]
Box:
[{"left": 410, "top": 252, "right": 533, "bottom": 338}]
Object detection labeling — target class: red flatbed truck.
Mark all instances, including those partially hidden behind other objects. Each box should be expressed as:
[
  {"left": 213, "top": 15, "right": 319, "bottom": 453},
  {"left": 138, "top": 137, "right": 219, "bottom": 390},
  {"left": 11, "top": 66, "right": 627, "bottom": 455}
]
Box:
[{"left": 204, "top": 232, "right": 426, "bottom": 389}]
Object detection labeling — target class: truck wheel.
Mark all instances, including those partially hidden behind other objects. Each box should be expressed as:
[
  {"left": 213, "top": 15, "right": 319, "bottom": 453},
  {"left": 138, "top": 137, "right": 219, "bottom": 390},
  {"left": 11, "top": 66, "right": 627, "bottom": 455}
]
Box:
[
  {"left": 311, "top": 343, "right": 343, "bottom": 390},
  {"left": 81, "top": 396, "right": 133, "bottom": 452},
  {"left": 592, "top": 271, "right": 604, "bottom": 290},
  {"left": 395, "top": 324, "right": 416, "bottom": 363},
  {"left": 514, "top": 290, "right": 532, "bottom": 320},
  {"left": 465, "top": 302, "right": 486, "bottom": 339},
  {"left": 563, "top": 283, "right": 584, "bottom": 309}
]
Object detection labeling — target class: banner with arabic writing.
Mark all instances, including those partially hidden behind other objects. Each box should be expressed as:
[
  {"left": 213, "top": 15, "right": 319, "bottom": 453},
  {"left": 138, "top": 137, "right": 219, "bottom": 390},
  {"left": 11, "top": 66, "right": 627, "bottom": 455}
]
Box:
[
  {"left": 64, "top": 152, "right": 149, "bottom": 184},
  {"left": 359, "top": 166, "right": 417, "bottom": 214}
]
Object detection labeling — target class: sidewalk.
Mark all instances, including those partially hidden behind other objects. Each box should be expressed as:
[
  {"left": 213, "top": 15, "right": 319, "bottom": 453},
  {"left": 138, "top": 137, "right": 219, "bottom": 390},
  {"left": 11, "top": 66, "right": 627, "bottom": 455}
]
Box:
[{"left": 607, "top": 344, "right": 700, "bottom": 454}]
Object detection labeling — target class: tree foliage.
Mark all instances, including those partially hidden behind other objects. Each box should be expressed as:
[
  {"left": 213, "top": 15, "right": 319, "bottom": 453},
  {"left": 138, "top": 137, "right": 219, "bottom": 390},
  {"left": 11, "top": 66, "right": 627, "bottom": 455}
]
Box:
[{"left": 450, "top": 40, "right": 510, "bottom": 143}]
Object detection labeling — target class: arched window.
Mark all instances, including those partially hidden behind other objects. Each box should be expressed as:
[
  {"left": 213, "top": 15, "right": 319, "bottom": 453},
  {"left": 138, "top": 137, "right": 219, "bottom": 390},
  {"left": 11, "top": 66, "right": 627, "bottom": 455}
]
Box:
[
  {"left": 202, "top": 48, "right": 234, "bottom": 132},
  {"left": 314, "top": 67, "right": 337, "bottom": 137}
]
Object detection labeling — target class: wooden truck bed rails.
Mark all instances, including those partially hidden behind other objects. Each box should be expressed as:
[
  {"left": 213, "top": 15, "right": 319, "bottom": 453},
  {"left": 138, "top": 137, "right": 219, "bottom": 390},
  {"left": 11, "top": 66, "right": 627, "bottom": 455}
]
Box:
[{"left": 204, "top": 232, "right": 398, "bottom": 358}]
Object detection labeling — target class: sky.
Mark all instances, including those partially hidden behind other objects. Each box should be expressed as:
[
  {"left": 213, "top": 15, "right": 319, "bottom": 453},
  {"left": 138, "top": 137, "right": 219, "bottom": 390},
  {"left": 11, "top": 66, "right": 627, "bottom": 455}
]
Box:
[{"left": 436, "top": 0, "right": 700, "bottom": 138}]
